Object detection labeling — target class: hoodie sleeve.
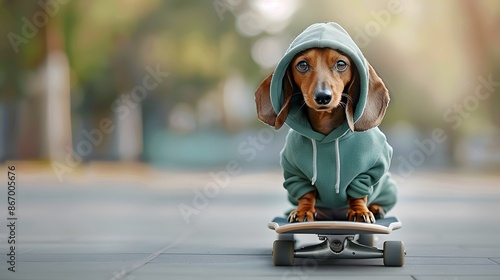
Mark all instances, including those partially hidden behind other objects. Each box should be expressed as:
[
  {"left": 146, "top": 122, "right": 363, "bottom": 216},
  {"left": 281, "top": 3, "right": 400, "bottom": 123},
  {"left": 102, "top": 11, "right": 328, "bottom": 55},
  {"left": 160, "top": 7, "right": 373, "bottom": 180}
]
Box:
[
  {"left": 280, "top": 143, "right": 316, "bottom": 202},
  {"left": 347, "top": 142, "right": 393, "bottom": 198}
]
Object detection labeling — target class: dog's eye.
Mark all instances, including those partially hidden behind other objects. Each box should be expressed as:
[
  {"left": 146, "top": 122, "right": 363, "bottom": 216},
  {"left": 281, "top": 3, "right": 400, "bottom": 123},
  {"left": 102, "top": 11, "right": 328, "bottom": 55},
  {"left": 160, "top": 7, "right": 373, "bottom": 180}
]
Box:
[
  {"left": 335, "top": 60, "right": 348, "bottom": 72},
  {"left": 296, "top": 61, "right": 309, "bottom": 73}
]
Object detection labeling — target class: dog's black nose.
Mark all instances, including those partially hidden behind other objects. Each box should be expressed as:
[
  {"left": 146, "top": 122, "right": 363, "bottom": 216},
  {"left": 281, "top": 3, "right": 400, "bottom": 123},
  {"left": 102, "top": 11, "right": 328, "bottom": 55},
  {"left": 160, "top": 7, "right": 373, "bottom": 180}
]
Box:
[{"left": 314, "top": 89, "right": 332, "bottom": 105}]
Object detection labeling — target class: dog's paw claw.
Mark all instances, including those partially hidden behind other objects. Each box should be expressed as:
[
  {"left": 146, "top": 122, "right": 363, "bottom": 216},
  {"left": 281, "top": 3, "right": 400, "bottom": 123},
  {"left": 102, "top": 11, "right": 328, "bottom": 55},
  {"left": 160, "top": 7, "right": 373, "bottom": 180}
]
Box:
[
  {"left": 288, "top": 208, "right": 316, "bottom": 223},
  {"left": 347, "top": 209, "right": 376, "bottom": 224}
]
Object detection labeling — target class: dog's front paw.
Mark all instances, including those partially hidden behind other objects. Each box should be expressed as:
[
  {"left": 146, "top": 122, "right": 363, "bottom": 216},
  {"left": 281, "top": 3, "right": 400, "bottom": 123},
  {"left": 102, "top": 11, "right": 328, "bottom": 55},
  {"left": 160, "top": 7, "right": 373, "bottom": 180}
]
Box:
[
  {"left": 347, "top": 196, "right": 375, "bottom": 223},
  {"left": 347, "top": 208, "right": 375, "bottom": 223},
  {"left": 288, "top": 206, "right": 316, "bottom": 223}
]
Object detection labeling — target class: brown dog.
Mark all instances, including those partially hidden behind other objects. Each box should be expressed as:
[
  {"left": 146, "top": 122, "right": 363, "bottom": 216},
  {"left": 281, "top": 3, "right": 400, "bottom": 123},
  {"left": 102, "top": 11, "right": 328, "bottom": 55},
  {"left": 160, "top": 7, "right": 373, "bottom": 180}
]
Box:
[{"left": 255, "top": 48, "right": 390, "bottom": 223}]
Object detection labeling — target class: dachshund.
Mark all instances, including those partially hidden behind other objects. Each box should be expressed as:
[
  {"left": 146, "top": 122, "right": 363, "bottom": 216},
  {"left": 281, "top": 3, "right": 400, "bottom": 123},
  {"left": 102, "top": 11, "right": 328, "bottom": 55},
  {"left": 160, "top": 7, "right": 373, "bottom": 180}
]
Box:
[{"left": 255, "top": 47, "right": 391, "bottom": 223}]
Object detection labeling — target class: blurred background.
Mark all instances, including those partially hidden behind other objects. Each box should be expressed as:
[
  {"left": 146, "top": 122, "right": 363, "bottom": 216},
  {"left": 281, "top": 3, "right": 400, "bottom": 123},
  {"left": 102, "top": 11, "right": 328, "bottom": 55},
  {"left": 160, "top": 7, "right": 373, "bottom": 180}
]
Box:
[{"left": 1, "top": 0, "right": 499, "bottom": 175}]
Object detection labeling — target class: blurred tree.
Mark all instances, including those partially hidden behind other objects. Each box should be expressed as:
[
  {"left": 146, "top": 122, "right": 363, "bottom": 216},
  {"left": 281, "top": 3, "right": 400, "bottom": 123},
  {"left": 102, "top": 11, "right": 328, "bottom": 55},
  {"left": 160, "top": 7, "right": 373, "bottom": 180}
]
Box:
[
  {"left": 0, "top": 1, "right": 48, "bottom": 160},
  {"left": 460, "top": 0, "right": 500, "bottom": 128}
]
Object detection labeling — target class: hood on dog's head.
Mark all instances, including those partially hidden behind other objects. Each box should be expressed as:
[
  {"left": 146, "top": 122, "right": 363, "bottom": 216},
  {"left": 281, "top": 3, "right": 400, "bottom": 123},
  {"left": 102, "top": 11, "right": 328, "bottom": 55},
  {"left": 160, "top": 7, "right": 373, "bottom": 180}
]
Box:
[{"left": 266, "top": 22, "right": 389, "bottom": 142}]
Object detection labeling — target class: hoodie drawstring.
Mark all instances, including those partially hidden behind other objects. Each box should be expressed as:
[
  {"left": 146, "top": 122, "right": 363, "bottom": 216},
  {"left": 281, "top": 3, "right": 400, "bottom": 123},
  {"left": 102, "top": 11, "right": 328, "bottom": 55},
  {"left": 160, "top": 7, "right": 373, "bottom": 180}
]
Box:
[
  {"left": 311, "top": 139, "right": 317, "bottom": 185},
  {"left": 334, "top": 138, "right": 340, "bottom": 194},
  {"left": 311, "top": 138, "right": 341, "bottom": 194}
]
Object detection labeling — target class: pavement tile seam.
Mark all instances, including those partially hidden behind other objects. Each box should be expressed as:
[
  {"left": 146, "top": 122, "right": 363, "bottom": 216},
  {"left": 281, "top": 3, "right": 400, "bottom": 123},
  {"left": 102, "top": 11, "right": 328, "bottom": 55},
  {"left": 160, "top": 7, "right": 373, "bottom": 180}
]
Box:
[
  {"left": 10, "top": 254, "right": 500, "bottom": 266},
  {"left": 405, "top": 257, "right": 497, "bottom": 265},
  {"left": 413, "top": 277, "right": 500, "bottom": 280}
]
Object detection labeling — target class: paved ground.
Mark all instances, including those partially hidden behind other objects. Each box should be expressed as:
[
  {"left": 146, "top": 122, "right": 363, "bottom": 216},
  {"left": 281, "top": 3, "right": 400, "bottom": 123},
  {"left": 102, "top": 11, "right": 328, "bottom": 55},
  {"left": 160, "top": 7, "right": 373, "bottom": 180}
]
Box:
[{"left": 1, "top": 162, "right": 500, "bottom": 280}]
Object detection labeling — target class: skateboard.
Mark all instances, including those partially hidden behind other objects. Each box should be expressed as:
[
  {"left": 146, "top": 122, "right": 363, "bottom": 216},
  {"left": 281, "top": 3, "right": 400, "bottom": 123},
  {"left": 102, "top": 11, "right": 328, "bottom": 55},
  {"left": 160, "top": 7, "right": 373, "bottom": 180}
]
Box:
[{"left": 268, "top": 216, "right": 405, "bottom": 266}]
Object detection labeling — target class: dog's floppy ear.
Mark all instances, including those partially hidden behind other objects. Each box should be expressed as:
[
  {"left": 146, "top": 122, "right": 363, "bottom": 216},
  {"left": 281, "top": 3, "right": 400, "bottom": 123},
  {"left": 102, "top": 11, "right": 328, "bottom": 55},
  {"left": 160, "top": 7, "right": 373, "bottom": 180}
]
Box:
[
  {"left": 254, "top": 71, "right": 293, "bottom": 129},
  {"left": 346, "top": 61, "right": 390, "bottom": 132},
  {"left": 345, "top": 66, "right": 359, "bottom": 132}
]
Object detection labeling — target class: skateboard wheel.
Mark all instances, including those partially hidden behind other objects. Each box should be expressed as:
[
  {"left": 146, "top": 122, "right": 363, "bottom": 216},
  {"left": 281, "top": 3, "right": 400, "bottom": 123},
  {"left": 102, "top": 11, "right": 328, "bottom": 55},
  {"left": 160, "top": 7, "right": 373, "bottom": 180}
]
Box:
[
  {"left": 272, "top": 240, "right": 294, "bottom": 266},
  {"left": 383, "top": 241, "right": 405, "bottom": 267}
]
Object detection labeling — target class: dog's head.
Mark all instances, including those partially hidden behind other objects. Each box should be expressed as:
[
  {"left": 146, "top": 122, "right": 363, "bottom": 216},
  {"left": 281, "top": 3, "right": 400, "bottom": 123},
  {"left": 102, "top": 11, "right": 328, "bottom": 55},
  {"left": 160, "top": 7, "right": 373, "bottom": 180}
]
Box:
[
  {"left": 290, "top": 48, "right": 354, "bottom": 113},
  {"left": 255, "top": 47, "right": 390, "bottom": 132}
]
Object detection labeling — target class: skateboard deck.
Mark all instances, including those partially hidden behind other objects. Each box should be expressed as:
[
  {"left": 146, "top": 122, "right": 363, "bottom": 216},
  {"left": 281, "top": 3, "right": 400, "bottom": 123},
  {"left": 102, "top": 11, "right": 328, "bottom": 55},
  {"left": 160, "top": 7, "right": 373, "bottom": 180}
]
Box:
[{"left": 268, "top": 216, "right": 402, "bottom": 235}]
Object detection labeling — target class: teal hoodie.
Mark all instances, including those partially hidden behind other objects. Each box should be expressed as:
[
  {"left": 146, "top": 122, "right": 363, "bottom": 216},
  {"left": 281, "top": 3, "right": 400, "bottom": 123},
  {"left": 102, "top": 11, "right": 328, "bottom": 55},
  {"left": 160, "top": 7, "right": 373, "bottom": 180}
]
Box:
[{"left": 270, "top": 22, "right": 397, "bottom": 211}]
